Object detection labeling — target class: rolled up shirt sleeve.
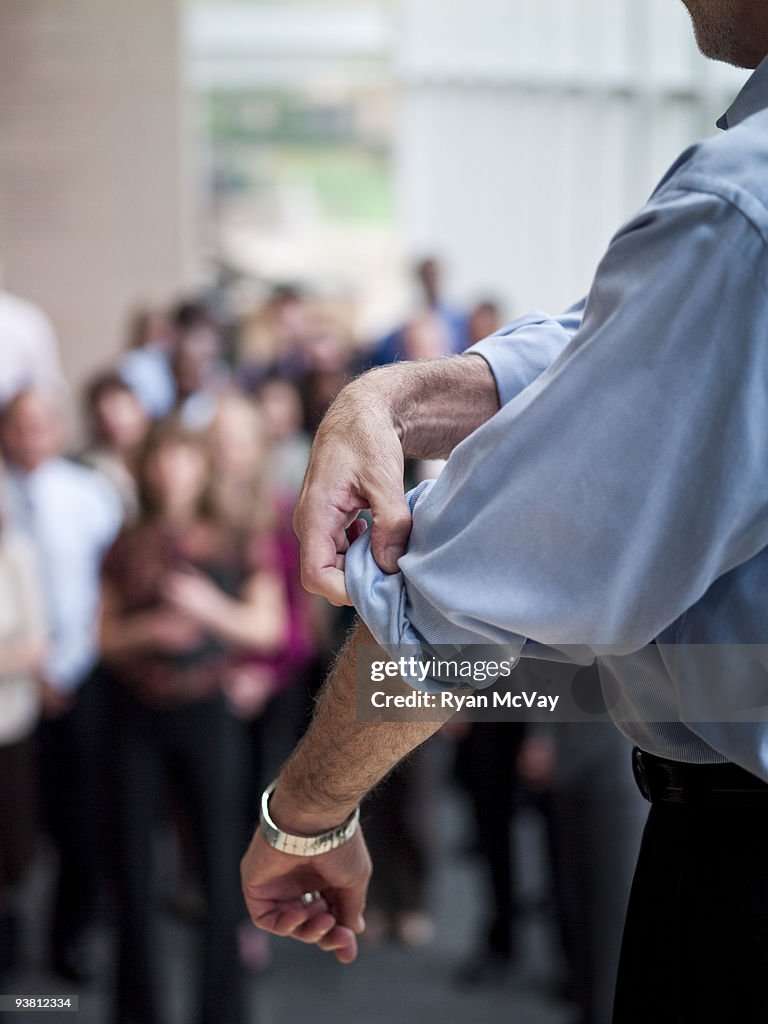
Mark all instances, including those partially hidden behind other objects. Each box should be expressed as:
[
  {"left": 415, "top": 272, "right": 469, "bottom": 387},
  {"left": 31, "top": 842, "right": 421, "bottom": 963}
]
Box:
[
  {"left": 346, "top": 182, "right": 768, "bottom": 683},
  {"left": 467, "top": 300, "right": 585, "bottom": 407}
]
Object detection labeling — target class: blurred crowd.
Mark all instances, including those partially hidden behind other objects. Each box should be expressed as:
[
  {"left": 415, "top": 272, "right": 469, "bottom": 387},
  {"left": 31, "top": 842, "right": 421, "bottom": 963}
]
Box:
[{"left": 0, "top": 260, "right": 644, "bottom": 1024}]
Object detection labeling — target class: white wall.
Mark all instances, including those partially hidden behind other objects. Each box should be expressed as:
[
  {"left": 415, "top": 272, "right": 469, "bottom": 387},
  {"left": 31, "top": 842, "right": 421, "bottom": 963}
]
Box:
[{"left": 395, "top": 0, "right": 748, "bottom": 314}]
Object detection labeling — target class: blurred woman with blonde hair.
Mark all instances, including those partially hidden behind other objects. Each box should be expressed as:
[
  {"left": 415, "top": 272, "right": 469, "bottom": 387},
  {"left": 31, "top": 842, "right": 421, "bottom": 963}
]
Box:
[{"left": 100, "top": 418, "right": 287, "bottom": 1024}]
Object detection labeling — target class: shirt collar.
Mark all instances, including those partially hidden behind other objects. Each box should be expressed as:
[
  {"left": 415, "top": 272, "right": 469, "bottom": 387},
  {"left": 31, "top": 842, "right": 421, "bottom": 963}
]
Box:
[{"left": 717, "top": 54, "right": 768, "bottom": 129}]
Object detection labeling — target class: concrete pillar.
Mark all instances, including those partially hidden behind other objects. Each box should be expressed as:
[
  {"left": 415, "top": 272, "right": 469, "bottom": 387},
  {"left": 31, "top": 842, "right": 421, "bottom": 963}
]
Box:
[{"left": 0, "top": 0, "right": 192, "bottom": 406}]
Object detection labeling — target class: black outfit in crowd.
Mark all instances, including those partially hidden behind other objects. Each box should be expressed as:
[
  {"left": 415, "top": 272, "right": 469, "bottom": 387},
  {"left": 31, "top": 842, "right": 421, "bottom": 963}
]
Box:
[
  {"left": 102, "top": 521, "right": 252, "bottom": 1024},
  {"left": 364, "top": 737, "right": 442, "bottom": 921},
  {"left": 38, "top": 670, "right": 110, "bottom": 981},
  {"left": 454, "top": 721, "right": 526, "bottom": 966},
  {"left": 106, "top": 681, "right": 247, "bottom": 1024}
]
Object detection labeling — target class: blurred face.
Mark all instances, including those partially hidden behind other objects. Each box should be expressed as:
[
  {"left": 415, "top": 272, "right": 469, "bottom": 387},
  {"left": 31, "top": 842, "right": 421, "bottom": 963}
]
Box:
[
  {"left": 403, "top": 312, "right": 450, "bottom": 361},
  {"left": 145, "top": 441, "right": 209, "bottom": 515},
  {"left": 94, "top": 388, "right": 148, "bottom": 452},
  {"left": 259, "top": 380, "right": 303, "bottom": 441},
  {"left": 304, "top": 326, "right": 352, "bottom": 374},
  {"left": 272, "top": 295, "right": 310, "bottom": 342},
  {"left": 680, "top": 0, "right": 768, "bottom": 68},
  {"left": 469, "top": 304, "right": 501, "bottom": 346},
  {"left": 173, "top": 325, "right": 221, "bottom": 396},
  {"left": 1, "top": 392, "right": 62, "bottom": 472},
  {"left": 143, "top": 311, "right": 173, "bottom": 352},
  {"left": 210, "top": 401, "right": 266, "bottom": 478}
]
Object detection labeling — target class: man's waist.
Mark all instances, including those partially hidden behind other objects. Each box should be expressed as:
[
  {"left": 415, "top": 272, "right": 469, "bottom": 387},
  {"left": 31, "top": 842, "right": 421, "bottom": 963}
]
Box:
[{"left": 633, "top": 747, "right": 768, "bottom": 805}]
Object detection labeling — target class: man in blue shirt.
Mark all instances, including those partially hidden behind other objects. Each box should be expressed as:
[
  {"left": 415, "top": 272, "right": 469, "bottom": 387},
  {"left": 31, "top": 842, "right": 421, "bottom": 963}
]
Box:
[
  {"left": 369, "top": 258, "right": 470, "bottom": 366},
  {"left": 242, "top": 3, "right": 768, "bottom": 1020}
]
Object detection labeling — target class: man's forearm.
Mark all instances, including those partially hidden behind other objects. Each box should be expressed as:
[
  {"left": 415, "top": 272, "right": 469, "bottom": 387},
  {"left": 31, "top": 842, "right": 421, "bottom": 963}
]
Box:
[
  {"left": 269, "top": 622, "right": 453, "bottom": 834},
  {"left": 349, "top": 353, "right": 499, "bottom": 461}
]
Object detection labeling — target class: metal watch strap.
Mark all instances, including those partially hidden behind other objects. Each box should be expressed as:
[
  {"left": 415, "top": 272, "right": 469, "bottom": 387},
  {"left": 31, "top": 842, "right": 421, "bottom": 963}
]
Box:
[{"left": 259, "top": 779, "right": 360, "bottom": 857}]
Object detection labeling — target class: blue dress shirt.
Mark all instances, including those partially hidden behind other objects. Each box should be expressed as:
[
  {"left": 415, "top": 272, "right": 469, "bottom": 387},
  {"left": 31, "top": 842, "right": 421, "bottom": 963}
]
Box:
[
  {"left": 4, "top": 458, "right": 123, "bottom": 694},
  {"left": 119, "top": 347, "right": 175, "bottom": 419},
  {"left": 346, "top": 56, "right": 768, "bottom": 781}
]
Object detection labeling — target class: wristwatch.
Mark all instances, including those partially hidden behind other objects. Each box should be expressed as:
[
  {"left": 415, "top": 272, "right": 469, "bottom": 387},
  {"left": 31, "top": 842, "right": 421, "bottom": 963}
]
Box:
[{"left": 259, "top": 779, "right": 360, "bottom": 857}]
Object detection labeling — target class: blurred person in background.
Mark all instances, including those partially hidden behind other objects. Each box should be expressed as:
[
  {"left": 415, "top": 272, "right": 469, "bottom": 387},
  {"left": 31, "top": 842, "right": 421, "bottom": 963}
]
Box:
[
  {"left": 0, "top": 261, "right": 66, "bottom": 405},
  {"left": 299, "top": 315, "right": 361, "bottom": 435},
  {"left": 0, "top": 389, "right": 122, "bottom": 983},
  {"left": 360, "top": 740, "right": 441, "bottom": 948},
  {"left": 99, "top": 418, "right": 287, "bottom": 1024},
  {"left": 257, "top": 376, "right": 312, "bottom": 503},
  {"left": 252, "top": 369, "right": 356, "bottom": 733},
  {"left": 414, "top": 256, "right": 471, "bottom": 352},
  {"left": 0, "top": 473, "right": 47, "bottom": 984},
  {"left": 452, "top": 719, "right": 527, "bottom": 985},
  {"left": 400, "top": 310, "right": 454, "bottom": 362},
  {"left": 208, "top": 390, "right": 318, "bottom": 761},
  {"left": 209, "top": 392, "right": 317, "bottom": 970},
  {"left": 209, "top": 391, "right": 308, "bottom": 725},
  {"left": 80, "top": 372, "right": 150, "bottom": 522},
  {"left": 237, "top": 284, "right": 313, "bottom": 390},
  {"left": 209, "top": 391, "right": 274, "bottom": 537},
  {"left": 369, "top": 256, "right": 470, "bottom": 366},
  {"left": 517, "top": 666, "right": 645, "bottom": 1024},
  {"left": 171, "top": 303, "right": 230, "bottom": 431},
  {"left": 467, "top": 300, "right": 503, "bottom": 348},
  {"left": 118, "top": 306, "right": 175, "bottom": 419}
]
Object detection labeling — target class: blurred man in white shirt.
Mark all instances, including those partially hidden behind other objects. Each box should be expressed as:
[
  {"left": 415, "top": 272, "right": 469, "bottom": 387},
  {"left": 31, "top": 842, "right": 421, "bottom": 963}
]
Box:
[
  {"left": 0, "top": 390, "right": 121, "bottom": 982},
  {"left": 0, "top": 260, "right": 66, "bottom": 405}
]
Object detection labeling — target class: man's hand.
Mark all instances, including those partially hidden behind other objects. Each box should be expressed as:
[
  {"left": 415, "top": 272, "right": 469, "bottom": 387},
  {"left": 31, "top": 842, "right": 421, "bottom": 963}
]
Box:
[
  {"left": 241, "top": 826, "right": 372, "bottom": 964},
  {"left": 293, "top": 382, "right": 412, "bottom": 607},
  {"left": 239, "top": 623, "right": 454, "bottom": 964},
  {"left": 293, "top": 356, "right": 499, "bottom": 606}
]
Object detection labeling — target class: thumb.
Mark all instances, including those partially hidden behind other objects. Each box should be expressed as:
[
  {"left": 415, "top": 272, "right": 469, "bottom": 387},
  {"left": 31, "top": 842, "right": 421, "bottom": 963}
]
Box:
[
  {"left": 368, "top": 489, "right": 412, "bottom": 575},
  {"left": 334, "top": 878, "right": 369, "bottom": 935}
]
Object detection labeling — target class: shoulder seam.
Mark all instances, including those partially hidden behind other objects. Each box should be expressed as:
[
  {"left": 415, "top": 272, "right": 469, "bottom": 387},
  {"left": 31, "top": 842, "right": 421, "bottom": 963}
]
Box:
[{"left": 665, "top": 172, "right": 768, "bottom": 251}]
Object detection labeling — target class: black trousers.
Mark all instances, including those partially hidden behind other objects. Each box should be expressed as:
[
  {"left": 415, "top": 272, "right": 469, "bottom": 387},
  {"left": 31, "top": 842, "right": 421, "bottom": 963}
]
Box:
[
  {"left": 106, "top": 682, "right": 247, "bottom": 1024},
  {"left": 38, "top": 671, "right": 109, "bottom": 958},
  {"left": 364, "top": 737, "right": 442, "bottom": 916},
  {"left": 0, "top": 738, "right": 38, "bottom": 893},
  {"left": 454, "top": 722, "right": 525, "bottom": 956},
  {"left": 613, "top": 797, "right": 768, "bottom": 1023}
]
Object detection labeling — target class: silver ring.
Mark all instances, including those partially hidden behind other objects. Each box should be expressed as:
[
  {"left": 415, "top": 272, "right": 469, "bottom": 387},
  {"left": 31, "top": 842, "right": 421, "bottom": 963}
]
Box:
[{"left": 300, "top": 890, "right": 322, "bottom": 906}]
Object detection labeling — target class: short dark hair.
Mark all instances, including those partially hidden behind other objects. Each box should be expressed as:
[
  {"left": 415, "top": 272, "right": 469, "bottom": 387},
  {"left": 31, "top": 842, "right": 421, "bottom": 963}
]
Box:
[
  {"left": 84, "top": 371, "right": 135, "bottom": 412},
  {"left": 171, "top": 299, "right": 213, "bottom": 332}
]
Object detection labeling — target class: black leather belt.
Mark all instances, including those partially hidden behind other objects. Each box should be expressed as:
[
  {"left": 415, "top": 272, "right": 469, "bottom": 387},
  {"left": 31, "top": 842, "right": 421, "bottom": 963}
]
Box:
[{"left": 632, "top": 747, "right": 768, "bottom": 806}]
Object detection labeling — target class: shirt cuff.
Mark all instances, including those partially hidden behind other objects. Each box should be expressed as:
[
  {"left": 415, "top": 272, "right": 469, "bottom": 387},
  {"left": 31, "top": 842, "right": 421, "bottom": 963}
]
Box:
[
  {"left": 466, "top": 306, "right": 583, "bottom": 407},
  {"left": 345, "top": 482, "right": 434, "bottom": 655},
  {"left": 345, "top": 482, "right": 522, "bottom": 692}
]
